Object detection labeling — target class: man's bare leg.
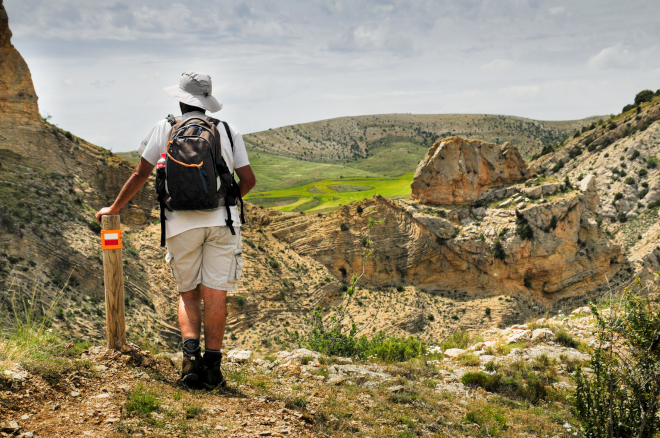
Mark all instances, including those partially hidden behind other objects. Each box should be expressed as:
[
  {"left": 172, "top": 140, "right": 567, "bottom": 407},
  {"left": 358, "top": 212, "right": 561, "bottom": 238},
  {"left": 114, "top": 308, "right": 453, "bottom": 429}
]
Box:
[
  {"left": 200, "top": 285, "right": 227, "bottom": 350},
  {"left": 179, "top": 286, "right": 202, "bottom": 340}
]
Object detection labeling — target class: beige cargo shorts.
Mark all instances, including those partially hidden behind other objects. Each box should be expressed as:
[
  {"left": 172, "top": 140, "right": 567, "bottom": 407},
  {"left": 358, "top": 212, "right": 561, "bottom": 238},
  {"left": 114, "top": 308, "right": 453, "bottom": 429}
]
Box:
[{"left": 165, "top": 226, "right": 243, "bottom": 293}]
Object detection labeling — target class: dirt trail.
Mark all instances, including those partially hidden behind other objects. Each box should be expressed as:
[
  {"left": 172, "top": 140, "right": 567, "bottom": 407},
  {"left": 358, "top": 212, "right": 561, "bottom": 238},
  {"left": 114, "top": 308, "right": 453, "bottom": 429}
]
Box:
[{"left": 1, "top": 344, "right": 315, "bottom": 438}]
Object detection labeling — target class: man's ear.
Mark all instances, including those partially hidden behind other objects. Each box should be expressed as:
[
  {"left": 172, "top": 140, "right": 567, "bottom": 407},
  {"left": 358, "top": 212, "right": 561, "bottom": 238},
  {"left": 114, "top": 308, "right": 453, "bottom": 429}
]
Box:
[{"left": 179, "top": 102, "right": 186, "bottom": 114}]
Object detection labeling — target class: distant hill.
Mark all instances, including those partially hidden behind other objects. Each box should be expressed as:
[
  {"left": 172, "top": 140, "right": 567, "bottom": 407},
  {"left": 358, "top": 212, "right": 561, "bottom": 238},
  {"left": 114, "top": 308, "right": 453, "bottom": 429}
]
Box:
[{"left": 118, "top": 113, "right": 602, "bottom": 194}]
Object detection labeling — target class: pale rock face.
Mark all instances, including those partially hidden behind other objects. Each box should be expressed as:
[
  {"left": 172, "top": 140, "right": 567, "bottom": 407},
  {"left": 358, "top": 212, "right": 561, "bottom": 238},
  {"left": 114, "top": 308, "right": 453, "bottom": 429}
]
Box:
[
  {"left": 531, "top": 328, "right": 556, "bottom": 343},
  {"left": 506, "top": 329, "right": 532, "bottom": 344},
  {"left": 411, "top": 137, "right": 533, "bottom": 205},
  {"left": 0, "top": 0, "right": 40, "bottom": 122},
  {"left": 226, "top": 349, "right": 252, "bottom": 363},
  {"left": 442, "top": 348, "right": 467, "bottom": 358},
  {"left": 580, "top": 175, "right": 599, "bottom": 212}
]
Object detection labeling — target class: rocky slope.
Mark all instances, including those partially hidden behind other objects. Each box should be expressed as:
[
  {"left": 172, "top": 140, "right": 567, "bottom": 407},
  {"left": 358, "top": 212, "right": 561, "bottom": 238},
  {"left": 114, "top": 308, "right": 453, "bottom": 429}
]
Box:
[
  {"left": 243, "top": 113, "right": 602, "bottom": 164},
  {"left": 531, "top": 94, "right": 660, "bottom": 286}
]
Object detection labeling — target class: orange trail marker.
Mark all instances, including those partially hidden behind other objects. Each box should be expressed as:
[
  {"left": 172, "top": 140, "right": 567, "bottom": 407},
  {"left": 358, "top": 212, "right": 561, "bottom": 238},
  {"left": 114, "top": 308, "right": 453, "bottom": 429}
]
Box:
[{"left": 101, "top": 215, "right": 126, "bottom": 350}]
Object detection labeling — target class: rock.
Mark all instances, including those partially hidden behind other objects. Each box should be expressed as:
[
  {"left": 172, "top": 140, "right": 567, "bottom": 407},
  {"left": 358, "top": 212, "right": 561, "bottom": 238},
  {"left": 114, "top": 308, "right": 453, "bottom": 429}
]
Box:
[
  {"left": 579, "top": 174, "right": 599, "bottom": 212},
  {"left": 443, "top": 348, "right": 467, "bottom": 359},
  {"left": 506, "top": 330, "right": 531, "bottom": 344},
  {"left": 521, "top": 186, "right": 543, "bottom": 199},
  {"left": 226, "top": 349, "right": 252, "bottom": 363},
  {"left": 411, "top": 137, "right": 533, "bottom": 205},
  {"left": 571, "top": 306, "right": 591, "bottom": 315},
  {"left": 516, "top": 201, "right": 526, "bottom": 209},
  {"left": 276, "top": 349, "right": 320, "bottom": 364},
  {"left": 531, "top": 328, "right": 556, "bottom": 343},
  {"left": 386, "top": 385, "right": 405, "bottom": 394},
  {"left": 0, "top": 1, "right": 40, "bottom": 122},
  {"left": 336, "top": 357, "right": 352, "bottom": 365},
  {"left": 3, "top": 369, "right": 27, "bottom": 381},
  {"left": 17, "top": 433, "right": 33, "bottom": 438},
  {"left": 499, "top": 199, "right": 513, "bottom": 207},
  {"left": 0, "top": 421, "right": 20, "bottom": 433},
  {"left": 70, "top": 391, "right": 80, "bottom": 397},
  {"left": 508, "top": 348, "right": 523, "bottom": 356},
  {"left": 327, "top": 375, "right": 346, "bottom": 385},
  {"left": 278, "top": 361, "right": 302, "bottom": 375}
]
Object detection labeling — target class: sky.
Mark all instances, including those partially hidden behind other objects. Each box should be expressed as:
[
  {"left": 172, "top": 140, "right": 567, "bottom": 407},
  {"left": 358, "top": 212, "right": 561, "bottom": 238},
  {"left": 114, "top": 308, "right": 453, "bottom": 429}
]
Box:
[{"left": 4, "top": 0, "right": 660, "bottom": 152}]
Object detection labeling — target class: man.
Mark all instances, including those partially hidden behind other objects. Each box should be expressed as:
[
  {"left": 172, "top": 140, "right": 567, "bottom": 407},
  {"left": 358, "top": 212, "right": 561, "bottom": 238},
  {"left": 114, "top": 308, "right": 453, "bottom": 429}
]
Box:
[{"left": 96, "top": 71, "right": 256, "bottom": 389}]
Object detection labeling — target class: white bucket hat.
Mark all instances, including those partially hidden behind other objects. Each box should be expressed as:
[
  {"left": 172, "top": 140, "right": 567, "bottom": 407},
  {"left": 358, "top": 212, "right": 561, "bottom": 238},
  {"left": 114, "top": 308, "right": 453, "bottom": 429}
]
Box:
[{"left": 163, "top": 71, "right": 223, "bottom": 113}]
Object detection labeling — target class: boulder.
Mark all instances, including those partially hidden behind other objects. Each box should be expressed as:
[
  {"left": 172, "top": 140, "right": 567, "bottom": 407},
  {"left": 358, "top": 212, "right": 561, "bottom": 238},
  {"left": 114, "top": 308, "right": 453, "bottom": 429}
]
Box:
[
  {"left": 531, "top": 328, "right": 556, "bottom": 343},
  {"left": 411, "top": 137, "right": 533, "bottom": 205},
  {"left": 226, "top": 349, "right": 252, "bottom": 363},
  {"left": 277, "top": 348, "right": 320, "bottom": 364},
  {"left": 580, "top": 175, "right": 599, "bottom": 212},
  {"left": 506, "top": 329, "right": 531, "bottom": 344},
  {"left": 571, "top": 306, "right": 591, "bottom": 315},
  {"left": 443, "top": 348, "right": 467, "bottom": 359}
]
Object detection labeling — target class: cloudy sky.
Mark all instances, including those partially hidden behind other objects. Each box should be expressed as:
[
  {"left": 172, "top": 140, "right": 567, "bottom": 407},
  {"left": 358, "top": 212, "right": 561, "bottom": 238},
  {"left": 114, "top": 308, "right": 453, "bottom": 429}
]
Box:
[{"left": 5, "top": 0, "right": 660, "bottom": 152}]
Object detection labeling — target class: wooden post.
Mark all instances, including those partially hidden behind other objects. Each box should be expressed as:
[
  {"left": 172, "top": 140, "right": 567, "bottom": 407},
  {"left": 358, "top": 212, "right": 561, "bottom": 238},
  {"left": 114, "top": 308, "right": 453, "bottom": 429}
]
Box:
[{"left": 101, "top": 215, "right": 126, "bottom": 350}]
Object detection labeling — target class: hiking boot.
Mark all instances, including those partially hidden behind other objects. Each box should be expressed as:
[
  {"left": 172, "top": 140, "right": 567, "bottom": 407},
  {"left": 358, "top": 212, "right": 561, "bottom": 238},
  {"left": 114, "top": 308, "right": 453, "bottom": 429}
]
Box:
[
  {"left": 200, "top": 357, "right": 227, "bottom": 390},
  {"left": 181, "top": 349, "right": 203, "bottom": 388}
]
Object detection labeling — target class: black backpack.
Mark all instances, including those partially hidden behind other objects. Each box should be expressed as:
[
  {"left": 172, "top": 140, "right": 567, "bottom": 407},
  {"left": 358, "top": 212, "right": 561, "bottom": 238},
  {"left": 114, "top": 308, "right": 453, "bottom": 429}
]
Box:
[{"left": 155, "top": 114, "right": 244, "bottom": 246}]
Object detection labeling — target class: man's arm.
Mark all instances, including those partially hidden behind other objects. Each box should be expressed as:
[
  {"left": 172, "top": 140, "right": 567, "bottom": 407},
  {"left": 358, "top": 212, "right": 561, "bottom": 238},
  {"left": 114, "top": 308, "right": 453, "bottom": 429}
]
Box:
[
  {"left": 235, "top": 165, "right": 256, "bottom": 197},
  {"left": 95, "top": 157, "right": 155, "bottom": 223}
]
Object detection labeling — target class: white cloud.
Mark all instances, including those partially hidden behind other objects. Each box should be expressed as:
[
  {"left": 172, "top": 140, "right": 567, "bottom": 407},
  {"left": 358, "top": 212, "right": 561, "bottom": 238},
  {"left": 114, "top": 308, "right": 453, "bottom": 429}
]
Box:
[
  {"left": 588, "top": 43, "right": 637, "bottom": 70},
  {"left": 548, "top": 6, "right": 565, "bottom": 15},
  {"left": 480, "top": 59, "right": 515, "bottom": 72}
]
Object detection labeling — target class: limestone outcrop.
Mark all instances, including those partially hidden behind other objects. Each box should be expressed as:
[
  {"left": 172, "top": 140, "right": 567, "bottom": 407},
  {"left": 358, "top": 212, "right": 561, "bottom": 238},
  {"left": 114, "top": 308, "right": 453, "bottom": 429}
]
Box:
[
  {"left": 0, "top": 0, "right": 39, "bottom": 122},
  {"left": 411, "top": 137, "right": 533, "bottom": 205}
]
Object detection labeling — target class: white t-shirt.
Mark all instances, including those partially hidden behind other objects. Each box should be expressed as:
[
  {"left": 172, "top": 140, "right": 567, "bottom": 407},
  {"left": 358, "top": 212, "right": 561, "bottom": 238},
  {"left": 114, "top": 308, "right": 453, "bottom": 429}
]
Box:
[{"left": 137, "top": 111, "right": 250, "bottom": 239}]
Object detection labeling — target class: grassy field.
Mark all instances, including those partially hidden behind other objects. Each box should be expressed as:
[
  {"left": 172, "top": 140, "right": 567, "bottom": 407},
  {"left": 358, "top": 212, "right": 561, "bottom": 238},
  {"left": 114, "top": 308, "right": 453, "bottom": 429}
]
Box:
[{"left": 245, "top": 173, "right": 414, "bottom": 212}]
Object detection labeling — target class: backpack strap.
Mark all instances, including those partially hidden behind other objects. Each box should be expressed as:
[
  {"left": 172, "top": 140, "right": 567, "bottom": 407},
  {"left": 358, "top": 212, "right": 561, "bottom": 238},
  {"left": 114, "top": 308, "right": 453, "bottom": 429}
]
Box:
[
  {"left": 220, "top": 122, "right": 245, "bottom": 225},
  {"left": 166, "top": 114, "right": 177, "bottom": 126}
]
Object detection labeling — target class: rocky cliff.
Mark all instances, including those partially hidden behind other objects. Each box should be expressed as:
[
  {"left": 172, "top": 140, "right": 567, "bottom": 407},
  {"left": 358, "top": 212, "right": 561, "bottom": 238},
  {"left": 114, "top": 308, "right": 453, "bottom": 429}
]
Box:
[
  {"left": 0, "top": 0, "right": 39, "bottom": 122},
  {"left": 411, "top": 137, "right": 533, "bottom": 205}
]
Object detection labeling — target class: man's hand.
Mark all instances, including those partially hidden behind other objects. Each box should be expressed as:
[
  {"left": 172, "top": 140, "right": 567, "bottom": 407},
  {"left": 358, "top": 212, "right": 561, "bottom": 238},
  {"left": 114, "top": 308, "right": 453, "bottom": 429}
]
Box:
[
  {"left": 235, "top": 165, "right": 256, "bottom": 197},
  {"left": 95, "top": 157, "right": 155, "bottom": 223},
  {"left": 95, "top": 206, "right": 120, "bottom": 223}
]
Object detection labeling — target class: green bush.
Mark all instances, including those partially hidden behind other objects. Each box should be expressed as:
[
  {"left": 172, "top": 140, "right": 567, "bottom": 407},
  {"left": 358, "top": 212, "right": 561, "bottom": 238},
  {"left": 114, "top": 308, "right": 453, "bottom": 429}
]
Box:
[
  {"left": 356, "top": 205, "right": 363, "bottom": 214},
  {"left": 555, "top": 329, "right": 579, "bottom": 349},
  {"left": 622, "top": 104, "right": 636, "bottom": 113},
  {"left": 124, "top": 383, "right": 161, "bottom": 416},
  {"left": 638, "top": 168, "right": 648, "bottom": 177},
  {"left": 235, "top": 295, "right": 246, "bottom": 307},
  {"left": 625, "top": 176, "right": 635, "bottom": 185},
  {"left": 614, "top": 192, "right": 624, "bottom": 201},
  {"left": 648, "top": 201, "right": 659, "bottom": 209},
  {"left": 340, "top": 223, "right": 349, "bottom": 231},
  {"left": 617, "top": 211, "right": 628, "bottom": 223},
  {"left": 647, "top": 156, "right": 658, "bottom": 169},
  {"left": 368, "top": 336, "right": 426, "bottom": 363},
  {"left": 87, "top": 220, "right": 101, "bottom": 235},
  {"left": 441, "top": 329, "right": 471, "bottom": 350},
  {"left": 631, "top": 150, "right": 641, "bottom": 160},
  {"left": 551, "top": 160, "right": 564, "bottom": 173},
  {"left": 575, "top": 286, "right": 660, "bottom": 438},
  {"left": 515, "top": 210, "right": 533, "bottom": 240},
  {"left": 492, "top": 240, "right": 505, "bottom": 260},
  {"left": 634, "top": 89, "right": 655, "bottom": 105}
]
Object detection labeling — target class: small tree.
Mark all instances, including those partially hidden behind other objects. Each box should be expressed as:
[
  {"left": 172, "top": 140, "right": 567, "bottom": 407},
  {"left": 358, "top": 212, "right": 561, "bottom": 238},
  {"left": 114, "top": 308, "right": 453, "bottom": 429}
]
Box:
[
  {"left": 301, "top": 217, "right": 383, "bottom": 357},
  {"left": 634, "top": 90, "right": 655, "bottom": 106},
  {"left": 575, "top": 276, "right": 660, "bottom": 438}
]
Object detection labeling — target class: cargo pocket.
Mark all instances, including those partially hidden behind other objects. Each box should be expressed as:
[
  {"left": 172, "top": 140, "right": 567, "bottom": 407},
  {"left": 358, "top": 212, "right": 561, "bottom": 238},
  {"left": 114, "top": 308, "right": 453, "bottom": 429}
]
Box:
[
  {"left": 233, "top": 248, "right": 243, "bottom": 281},
  {"left": 165, "top": 251, "right": 179, "bottom": 281}
]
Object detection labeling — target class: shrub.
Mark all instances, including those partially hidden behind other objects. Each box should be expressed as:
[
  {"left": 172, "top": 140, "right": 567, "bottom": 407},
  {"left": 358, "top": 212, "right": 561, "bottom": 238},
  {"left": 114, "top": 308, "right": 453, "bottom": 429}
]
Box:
[
  {"left": 369, "top": 336, "right": 426, "bottom": 363},
  {"left": 617, "top": 211, "right": 628, "bottom": 223},
  {"left": 563, "top": 176, "right": 573, "bottom": 190},
  {"left": 634, "top": 89, "right": 655, "bottom": 105},
  {"left": 622, "top": 104, "right": 636, "bottom": 113},
  {"left": 647, "top": 156, "right": 658, "bottom": 168},
  {"left": 339, "top": 223, "right": 349, "bottom": 231},
  {"left": 625, "top": 176, "right": 635, "bottom": 185},
  {"left": 356, "top": 205, "right": 363, "bottom": 214},
  {"left": 638, "top": 168, "right": 648, "bottom": 177},
  {"left": 608, "top": 122, "right": 617, "bottom": 130},
  {"left": 638, "top": 189, "right": 648, "bottom": 199},
  {"left": 555, "top": 329, "right": 579, "bottom": 349},
  {"left": 441, "top": 329, "right": 471, "bottom": 350},
  {"left": 551, "top": 160, "right": 564, "bottom": 173},
  {"left": 631, "top": 150, "right": 640, "bottom": 160},
  {"left": 614, "top": 192, "right": 624, "bottom": 201},
  {"left": 235, "top": 295, "right": 246, "bottom": 307},
  {"left": 485, "top": 307, "right": 491, "bottom": 317},
  {"left": 87, "top": 220, "right": 101, "bottom": 235},
  {"left": 492, "top": 240, "right": 505, "bottom": 260},
  {"left": 124, "top": 384, "right": 161, "bottom": 416},
  {"left": 515, "top": 210, "right": 533, "bottom": 240},
  {"left": 575, "top": 285, "right": 660, "bottom": 437},
  {"left": 427, "top": 314, "right": 434, "bottom": 321},
  {"left": 268, "top": 258, "right": 280, "bottom": 269},
  {"left": 648, "top": 201, "right": 659, "bottom": 209}
]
